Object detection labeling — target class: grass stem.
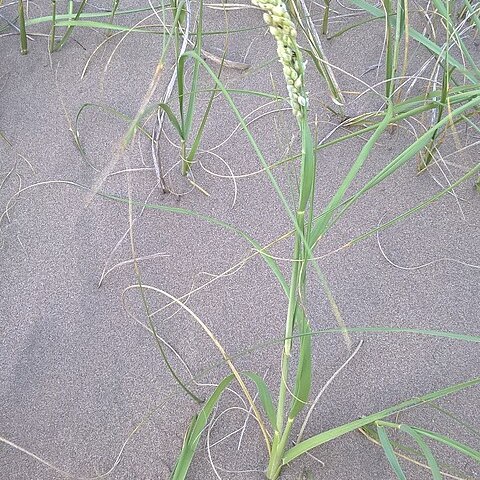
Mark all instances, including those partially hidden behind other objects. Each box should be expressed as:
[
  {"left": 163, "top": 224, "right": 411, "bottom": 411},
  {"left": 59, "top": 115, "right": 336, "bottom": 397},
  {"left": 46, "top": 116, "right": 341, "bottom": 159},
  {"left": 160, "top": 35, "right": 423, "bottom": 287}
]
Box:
[{"left": 18, "top": 0, "right": 28, "bottom": 54}]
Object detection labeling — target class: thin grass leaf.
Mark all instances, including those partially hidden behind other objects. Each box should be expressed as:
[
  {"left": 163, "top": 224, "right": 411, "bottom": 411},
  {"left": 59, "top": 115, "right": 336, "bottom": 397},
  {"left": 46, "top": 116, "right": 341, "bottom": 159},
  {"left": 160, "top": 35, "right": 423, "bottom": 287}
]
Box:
[
  {"left": 171, "top": 370, "right": 276, "bottom": 480},
  {"left": 26, "top": 4, "right": 164, "bottom": 25},
  {"left": 309, "top": 101, "right": 394, "bottom": 246},
  {"left": 377, "top": 424, "right": 408, "bottom": 480},
  {"left": 349, "top": 0, "right": 478, "bottom": 82},
  {"left": 95, "top": 190, "right": 289, "bottom": 294},
  {"left": 171, "top": 374, "right": 235, "bottom": 480},
  {"left": 49, "top": 0, "right": 56, "bottom": 52},
  {"left": 413, "top": 427, "right": 480, "bottom": 462},
  {"left": 462, "top": 0, "right": 480, "bottom": 31},
  {"left": 429, "top": 403, "right": 480, "bottom": 439},
  {"left": 399, "top": 425, "right": 442, "bottom": 479},
  {"left": 322, "top": 0, "right": 330, "bottom": 34},
  {"left": 290, "top": 0, "right": 345, "bottom": 105},
  {"left": 327, "top": 16, "right": 380, "bottom": 40},
  {"left": 283, "top": 376, "right": 480, "bottom": 464},
  {"left": 108, "top": 0, "right": 120, "bottom": 36},
  {"left": 298, "top": 118, "right": 315, "bottom": 213},
  {"left": 342, "top": 159, "right": 480, "bottom": 249},
  {"left": 183, "top": 3, "right": 219, "bottom": 176},
  {"left": 178, "top": 0, "right": 201, "bottom": 144},
  {"left": 47, "top": 19, "right": 164, "bottom": 33},
  {"left": 183, "top": 80, "right": 216, "bottom": 174},
  {"left": 288, "top": 309, "right": 312, "bottom": 420},
  {"left": 383, "top": 0, "right": 395, "bottom": 99},
  {"left": 361, "top": 424, "right": 470, "bottom": 480},
  {"left": 246, "top": 372, "right": 277, "bottom": 428},
  {"left": 430, "top": 0, "right": 480, "bottom": 79},
  {"left": 329, "top": 94, "right": 480, "bottom": 229},
  {"left": 52, "top": 0, "right": 88, "bottom": 51}
]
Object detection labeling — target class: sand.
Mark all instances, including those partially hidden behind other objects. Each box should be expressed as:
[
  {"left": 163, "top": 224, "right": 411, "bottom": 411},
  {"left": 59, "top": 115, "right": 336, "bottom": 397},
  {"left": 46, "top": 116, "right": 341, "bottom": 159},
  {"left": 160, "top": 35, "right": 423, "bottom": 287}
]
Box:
[{"left": 1, "top": 1, "right": 479, "bottom": 479}]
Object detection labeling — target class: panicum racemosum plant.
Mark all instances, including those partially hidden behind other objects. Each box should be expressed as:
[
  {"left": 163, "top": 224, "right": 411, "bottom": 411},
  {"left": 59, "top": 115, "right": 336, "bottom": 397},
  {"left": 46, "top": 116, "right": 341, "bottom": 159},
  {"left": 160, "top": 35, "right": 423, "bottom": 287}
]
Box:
[
  {"left": 3, "top": 1, "right": 480, "bottom": 479},
  {"left": 251, "top": 1, "right": 315, "bottom": 477},
  {"left": 169, "top": 1, "right": 480, "bottom": 478}
]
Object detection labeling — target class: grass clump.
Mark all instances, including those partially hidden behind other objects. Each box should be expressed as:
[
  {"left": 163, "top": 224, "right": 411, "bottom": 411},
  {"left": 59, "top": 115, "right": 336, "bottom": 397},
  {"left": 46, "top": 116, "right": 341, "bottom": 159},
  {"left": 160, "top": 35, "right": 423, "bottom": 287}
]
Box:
[
  {"left": 167, "top": 1, "right": 480, "bottom": 479},
  {"left": 2, "top": 0, "right": 479, "bottom": 479}
]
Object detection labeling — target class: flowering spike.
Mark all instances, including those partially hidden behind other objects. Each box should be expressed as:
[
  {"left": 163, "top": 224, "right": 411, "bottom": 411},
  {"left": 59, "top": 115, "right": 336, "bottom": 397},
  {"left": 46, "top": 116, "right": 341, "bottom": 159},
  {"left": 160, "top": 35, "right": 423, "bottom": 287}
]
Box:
[{"left": 253, "top": 0, "right": 307, "bottom": 118}]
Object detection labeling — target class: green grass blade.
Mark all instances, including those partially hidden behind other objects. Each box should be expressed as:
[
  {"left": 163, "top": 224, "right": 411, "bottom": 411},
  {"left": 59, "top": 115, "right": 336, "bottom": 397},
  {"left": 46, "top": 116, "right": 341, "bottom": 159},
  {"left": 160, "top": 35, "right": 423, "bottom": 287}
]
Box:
[
  {"left": 413, "top": 427, "right": 480, "bottom": 462},
  {"left": 181, "top": 0, "right": 203, "bottom": 141},
  {"left": 309, "top": 102, "right": 394, "bottom": 246},
  {"left": 308, "top": 326, "right": 480, "bottom": 342},
  {"left": 383, "top": 0, "right": 394, "bottom": 99},
  {"left": 95, "top": 190, "right": 289, "bottom": 295},
  {"left": 342, "top": 160, "right": 480, "bottom": 249},
  {"left": 245, "top": 372, "right": 277, "bottom": 428},
  {"left": 377, "top": 425, "right": 407, "bottom": 480},
  {"left": 327, "top": 16, "right": 380, "bottom": 39},
  {"left": 50, "top": 19, "right": 164, "bottom": 33},
  {"left": 330, "top": 94, "right": 480, "bottom": 227},
  {"left": 108, "top": 0, "right": 121, "bottom": 36},
  {"left": 74, "top": 102, "right": 183, "bottom": 155},
  {"left": 298, "top": 118, "right": 315, "bottom": 213},
  {"left": 183, "top": 81, "right": 216, "bottom": 174},
  {"left": 52, "top": 0, "right": 88, "bottom": 51},
  {"left": 349, "top": 0, "right": 478, "bottom": 82},
  {"left": 183, "top": 36, "right": 222, "bottom": 175},
  {"left": 288, "top": 310, "right": 312, "bottom": 420},
  {"left": 283, "top": 376, "right": 480, "bottom": 464},
  {"left": 430, "top": 0, "right": 480, "bottom": 79},
  {"left": 171, "top": 371, "right": 276, "bottom": 479},
  {"left": 18, "top": 0, "right": 28, "bottom": 54},
  {"left": 49, "top": 0, "right": 57, "bottom": 53},
  {"left": 26, "top": 4, "right": 165, "bottom": 26},
  {"left": 399, "top": 425, "right": 442, "bottom": 479},
  {"left": 428, "top": 403, "right": 480, "bottom": 439},
  {"left": 176, "top": 50, "right": 299, "bottom": 229},
  {"left": 463, "top": 0, "right": 480, "bottom": 31},
  {"left": 290, "top": 0, "right": 345, "bottom": 105},
  {"left": 171, "top": 374, "right": 235, "bottom": 480}
]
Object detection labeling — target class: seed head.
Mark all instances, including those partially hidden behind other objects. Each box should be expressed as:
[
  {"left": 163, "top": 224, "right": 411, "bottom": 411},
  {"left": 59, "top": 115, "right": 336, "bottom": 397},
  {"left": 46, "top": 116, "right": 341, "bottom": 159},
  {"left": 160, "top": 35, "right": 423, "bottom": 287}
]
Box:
[{"left": 253, "top": 0, "right": 308, "bottom": 118}]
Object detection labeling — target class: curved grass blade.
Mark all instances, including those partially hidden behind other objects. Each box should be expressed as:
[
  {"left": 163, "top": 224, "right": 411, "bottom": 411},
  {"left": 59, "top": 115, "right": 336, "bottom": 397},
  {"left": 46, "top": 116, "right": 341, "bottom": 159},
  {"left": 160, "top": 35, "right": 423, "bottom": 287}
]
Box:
[
  {"left": 246, "top": 372, "right": 277, "bottom": 428},
  {"left": 327, "top": 16, "right": 380, "bottom": 40},
  {"left": 377, "top": 424, "right": 407, "bottom": 480},
  {"left": 413, "top": 427, "right": 480, "bottom": 462},
  {"left": 290, "top": 0, "right": 345, "bottom": 105},
  {"left": 349, "top": 0, "right": 478, "bottom": 82},
  {"left": 171, "top": 371, "right": 276, "bottom": 480},
  {"left": 308, "top": 101, "right": 394, "bottom": 246},
  {"left": 171, "top": 374, "right": 235, "bottom": 480},
  {"left": 49, "top": 0, "right": 57, "bottom": 53},
  {"left": 327, "top": 94, "right": 480, "bottom": 233},
  {"left": 283, "top": 376, "right": 480, "bottom": 464},
  {"left": 108, "top": 0, "right": 121, "bottom": 36},
  {"left": 51, "top": 19, "right": 165, "bottom": 33},
  {"left": 360, "top": 424, "right": 464, "bottom": 479},
  {"left": 98, "top": 191, "right": 288, "bottom": 295},
  {"left": 340, "top": 160, "right": 480, "bottom": 250},
  {"left": 26, "top": 4, "right": 165, "bottom": 26},
  {"left": 399, "top": 425, "right": 442, "bottom": 479},
  {"left": 428, "top": 403, "right": 480, "bottom": 440}
]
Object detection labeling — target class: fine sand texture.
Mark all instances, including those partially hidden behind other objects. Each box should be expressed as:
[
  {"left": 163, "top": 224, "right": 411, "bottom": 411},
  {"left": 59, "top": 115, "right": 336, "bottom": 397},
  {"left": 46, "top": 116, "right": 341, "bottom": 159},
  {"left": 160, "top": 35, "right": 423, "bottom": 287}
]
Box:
[{"left": 1, "top": 1, "right": 479, "bottom": 479}]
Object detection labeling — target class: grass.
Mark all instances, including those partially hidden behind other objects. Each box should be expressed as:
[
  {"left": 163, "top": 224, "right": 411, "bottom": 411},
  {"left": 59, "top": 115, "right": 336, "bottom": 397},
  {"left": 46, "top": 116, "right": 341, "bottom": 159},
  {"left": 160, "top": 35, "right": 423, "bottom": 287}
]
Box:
[
  {"left": 1, "top": 0, "right": 480, "bottom": 478},
  {"left": 17, "top": 0, "right": 27, "bottom": 54}
]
